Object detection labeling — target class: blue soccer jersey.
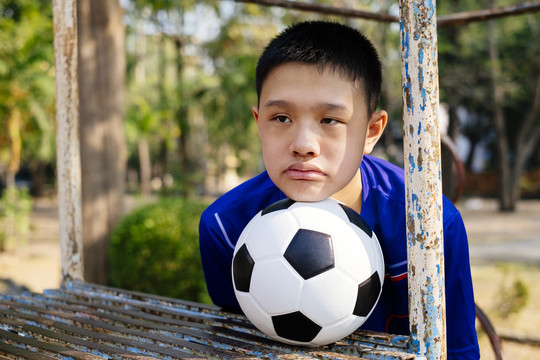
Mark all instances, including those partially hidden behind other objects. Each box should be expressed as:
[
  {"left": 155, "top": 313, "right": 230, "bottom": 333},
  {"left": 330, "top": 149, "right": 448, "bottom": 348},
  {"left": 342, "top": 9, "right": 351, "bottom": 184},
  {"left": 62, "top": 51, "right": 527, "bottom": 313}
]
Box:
[{"left": 199, "top": 155, "right": 479, "bottom": 359}]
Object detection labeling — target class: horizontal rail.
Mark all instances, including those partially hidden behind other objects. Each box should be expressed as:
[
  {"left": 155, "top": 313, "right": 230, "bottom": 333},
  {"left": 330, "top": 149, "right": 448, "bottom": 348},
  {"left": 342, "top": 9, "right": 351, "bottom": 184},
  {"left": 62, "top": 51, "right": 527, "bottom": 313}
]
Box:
[{"left": 232, "top": 0, "right": 540, "bottom": 27}]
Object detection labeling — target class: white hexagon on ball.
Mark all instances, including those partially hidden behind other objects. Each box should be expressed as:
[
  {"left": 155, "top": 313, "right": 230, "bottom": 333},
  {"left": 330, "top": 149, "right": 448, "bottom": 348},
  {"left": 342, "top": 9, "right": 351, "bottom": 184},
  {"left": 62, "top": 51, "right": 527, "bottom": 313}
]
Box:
[
  {"left": 300, "top": 268, "right": 358, "bottom": 326},
  {"left": 250, "top": 258, "right": 304, "bottom": 314}
]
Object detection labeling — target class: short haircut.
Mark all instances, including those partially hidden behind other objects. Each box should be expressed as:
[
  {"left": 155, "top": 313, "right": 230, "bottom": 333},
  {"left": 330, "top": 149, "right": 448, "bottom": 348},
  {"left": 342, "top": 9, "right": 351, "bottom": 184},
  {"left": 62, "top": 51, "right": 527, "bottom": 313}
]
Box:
[{"left": 255, "top": 21, "right": 382, "bottom": 115}]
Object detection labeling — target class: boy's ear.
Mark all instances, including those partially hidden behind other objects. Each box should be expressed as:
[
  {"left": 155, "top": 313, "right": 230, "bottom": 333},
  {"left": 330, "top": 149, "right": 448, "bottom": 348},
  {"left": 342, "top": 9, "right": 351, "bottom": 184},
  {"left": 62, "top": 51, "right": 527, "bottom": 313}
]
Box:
[
  {"left": 252, "top": 106, "right": 259, "bottom": 124},
  {"left": 364, "top": 110, "right": 387, "bottom": 155}
]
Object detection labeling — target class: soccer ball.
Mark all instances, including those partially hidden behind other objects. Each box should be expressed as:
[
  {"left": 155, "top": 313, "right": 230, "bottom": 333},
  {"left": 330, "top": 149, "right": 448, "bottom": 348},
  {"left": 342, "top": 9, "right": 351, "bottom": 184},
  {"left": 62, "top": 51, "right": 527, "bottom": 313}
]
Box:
[{"left": 231, "top": 197, "right": 385, "bottom": 346}]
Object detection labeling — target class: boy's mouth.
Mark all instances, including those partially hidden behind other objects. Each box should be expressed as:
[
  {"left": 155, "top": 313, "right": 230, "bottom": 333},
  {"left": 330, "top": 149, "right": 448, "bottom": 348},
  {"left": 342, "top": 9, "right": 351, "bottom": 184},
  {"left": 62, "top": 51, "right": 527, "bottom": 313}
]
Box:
[{"left": 285, "top": 163, "right": 325, "bottom": 180}]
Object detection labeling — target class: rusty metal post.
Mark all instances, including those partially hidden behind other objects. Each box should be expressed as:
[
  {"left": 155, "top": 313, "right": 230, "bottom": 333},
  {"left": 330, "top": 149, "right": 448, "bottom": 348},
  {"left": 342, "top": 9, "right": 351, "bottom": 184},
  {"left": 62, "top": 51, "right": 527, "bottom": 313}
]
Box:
[
  {"left": 399, "top": 0, "right": 446, "bottom": 359},
  {"left": 53, "top": 0, "right": 84, "bottom": 282}
]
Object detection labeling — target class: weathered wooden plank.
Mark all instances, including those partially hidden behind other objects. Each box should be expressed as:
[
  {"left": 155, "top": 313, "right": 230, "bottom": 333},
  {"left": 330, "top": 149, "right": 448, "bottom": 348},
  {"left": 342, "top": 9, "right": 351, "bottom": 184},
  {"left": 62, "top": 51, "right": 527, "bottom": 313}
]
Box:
[
  {"left": 0, "top": 300, "right": 280, "bottom": 359},
  {"left": 60, "top": 281, "right": 412, "bottom": 352},
  {"left": 0, "top": 282, "right": 414, "bottom": 359},
  {"left": 0, "top": 328, "right": 103, "bottom": 360},
  {"left": 1, "top": 316, "right": 205, "bottom": 360},
  {"left": 0, "top": 339, "right": 59, "bottom": 360},
  {"left": 49, "top": 287, "right": 412, "bottom": 358},
  {"left": 3, "top": 291, "right": 397, "bottom": 360}
]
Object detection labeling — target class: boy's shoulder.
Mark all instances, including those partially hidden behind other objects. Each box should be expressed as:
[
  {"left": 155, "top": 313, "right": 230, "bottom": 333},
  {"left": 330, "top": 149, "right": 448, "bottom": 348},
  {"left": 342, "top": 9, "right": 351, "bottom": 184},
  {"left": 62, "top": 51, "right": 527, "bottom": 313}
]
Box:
[
  {"left": 361, "top": 155, "right": 460, "bottom": 223},
  {"left": 361, "top": 155, "right": 406, "bottom": 203},
  {"left": 201, "top": 171, "right": 285, "bottom": 222}
]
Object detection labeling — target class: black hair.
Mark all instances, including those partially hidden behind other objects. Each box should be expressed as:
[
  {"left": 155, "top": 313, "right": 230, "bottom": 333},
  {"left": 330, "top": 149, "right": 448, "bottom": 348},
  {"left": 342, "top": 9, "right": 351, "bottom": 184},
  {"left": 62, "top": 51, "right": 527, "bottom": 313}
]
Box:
[{"left": 255, "top": 21, "right": 382, "bottom": 115}]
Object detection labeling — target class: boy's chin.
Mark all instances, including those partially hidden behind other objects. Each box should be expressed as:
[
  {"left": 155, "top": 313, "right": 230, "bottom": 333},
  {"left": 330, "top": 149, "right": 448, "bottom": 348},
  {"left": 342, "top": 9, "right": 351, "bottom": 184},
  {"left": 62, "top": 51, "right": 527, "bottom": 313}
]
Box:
[{"left": 285, "top": 193, "right": 331, "bottom": 203}]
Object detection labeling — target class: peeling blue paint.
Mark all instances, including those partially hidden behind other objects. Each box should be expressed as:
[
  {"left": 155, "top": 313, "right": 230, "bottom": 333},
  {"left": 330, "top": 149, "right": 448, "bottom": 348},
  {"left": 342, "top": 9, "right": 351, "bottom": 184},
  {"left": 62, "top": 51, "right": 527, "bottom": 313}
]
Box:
[
  {"left": 408, "top": 153, "right": 416, "bottom": 173},
  {"left": 420, "top": 88, "right": 427, "bottom": 111},
  {"left": 401, "top": 22, "right": 410, "bottom": 59},
  {"left": 426, "top": 0, "right": 436, "bottom": 18}
]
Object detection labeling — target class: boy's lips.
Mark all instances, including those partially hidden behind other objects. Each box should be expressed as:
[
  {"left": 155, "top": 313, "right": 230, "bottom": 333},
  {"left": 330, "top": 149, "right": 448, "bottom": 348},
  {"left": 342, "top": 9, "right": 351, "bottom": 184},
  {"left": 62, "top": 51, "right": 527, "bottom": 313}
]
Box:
[{"left": 285, "top": 163, "right": 326, "bottom": 180}]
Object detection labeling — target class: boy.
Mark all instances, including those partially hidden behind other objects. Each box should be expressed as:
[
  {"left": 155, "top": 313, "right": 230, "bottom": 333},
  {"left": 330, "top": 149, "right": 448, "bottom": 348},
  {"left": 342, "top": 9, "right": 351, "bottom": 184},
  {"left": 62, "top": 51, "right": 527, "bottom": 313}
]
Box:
[{"left": 199, "top": 21, "right": 479, "bottom": 359}]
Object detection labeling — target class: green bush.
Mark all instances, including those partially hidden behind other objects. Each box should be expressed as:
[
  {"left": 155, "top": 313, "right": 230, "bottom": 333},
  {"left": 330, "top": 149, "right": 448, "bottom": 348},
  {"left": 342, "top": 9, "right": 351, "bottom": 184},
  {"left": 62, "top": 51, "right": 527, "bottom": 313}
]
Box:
[
  {"left": 108, "top": 198, "right": 211, "bottom": 304},
  {"left": 0, "top": 187, "right": 33, "bottom": 251}
]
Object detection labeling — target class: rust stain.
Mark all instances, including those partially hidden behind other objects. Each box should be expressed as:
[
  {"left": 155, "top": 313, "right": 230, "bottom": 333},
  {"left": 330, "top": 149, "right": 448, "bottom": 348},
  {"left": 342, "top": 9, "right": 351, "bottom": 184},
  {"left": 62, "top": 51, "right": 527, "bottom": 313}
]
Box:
[
  {"left": 407, "top": 213, "right": 415, "bottom": 244},
  {"left": 405, "top": 86, "right": 412, "bottom": 110}
]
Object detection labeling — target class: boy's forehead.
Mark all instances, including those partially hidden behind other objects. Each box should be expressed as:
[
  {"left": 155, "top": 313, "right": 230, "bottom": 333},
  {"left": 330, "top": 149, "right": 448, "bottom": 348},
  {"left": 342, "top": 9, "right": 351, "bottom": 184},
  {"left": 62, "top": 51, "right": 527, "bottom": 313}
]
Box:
[{"left": 262, "top": 62, "right": 367, "bottom": 104}]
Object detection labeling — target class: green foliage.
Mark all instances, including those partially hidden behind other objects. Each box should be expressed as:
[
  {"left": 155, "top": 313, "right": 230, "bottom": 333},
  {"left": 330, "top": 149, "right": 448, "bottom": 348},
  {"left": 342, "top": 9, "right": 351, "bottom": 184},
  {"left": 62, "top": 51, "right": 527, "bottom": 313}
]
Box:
[
  {"left": 0, "top": 0, "right": 55, "bottom": 184},
  {"left": 494, "top": 263, "right": 530, "bottom": 318},
  {"left": 108, "top": 198, "right": 211, "bottom": 303},
  {"left": 0, "top": 187, "right": 33, "bottom": 251},
  {"left": 201, "top": 12, "right": 278, "bottom": 177}
]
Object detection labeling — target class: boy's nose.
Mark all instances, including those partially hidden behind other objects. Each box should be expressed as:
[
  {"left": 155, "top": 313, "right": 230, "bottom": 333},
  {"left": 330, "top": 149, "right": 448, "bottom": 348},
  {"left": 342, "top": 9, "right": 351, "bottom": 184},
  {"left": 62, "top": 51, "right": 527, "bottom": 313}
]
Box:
[{"left": 289, "top": 127, "right": 320, "bottom": 158}]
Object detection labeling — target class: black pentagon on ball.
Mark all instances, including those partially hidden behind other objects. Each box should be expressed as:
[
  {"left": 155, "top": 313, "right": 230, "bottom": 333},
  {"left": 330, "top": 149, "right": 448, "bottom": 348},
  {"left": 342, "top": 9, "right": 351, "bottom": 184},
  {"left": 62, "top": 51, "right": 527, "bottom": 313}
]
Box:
[
  {"left": 353, "top": 271, "right": 382, "bottom": 317},
  {"left": 338, "top": 203, "right": 373, "bottom": 237},
  {"left": 284, "top": 229, "right": 334, "bottom": 280},
  {"left": 262, "top": 198, "right": 296, "bottom": 215},
  {"left": 272, "top": 311, "right": 322, "bottom": 343},
  {"left": 232, "top": 244, "right": 255, "bottom": 292}
]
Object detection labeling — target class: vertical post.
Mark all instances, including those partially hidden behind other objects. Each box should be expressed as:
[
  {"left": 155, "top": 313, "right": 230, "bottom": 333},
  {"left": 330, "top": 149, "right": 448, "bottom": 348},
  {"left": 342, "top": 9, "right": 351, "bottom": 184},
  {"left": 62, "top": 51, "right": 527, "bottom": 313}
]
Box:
[
  {"left": 399, "top": 0, "right": 446, "bottom": 359},
  {"left": 53, "top": 0, "right": 84, "bottom": 282}
]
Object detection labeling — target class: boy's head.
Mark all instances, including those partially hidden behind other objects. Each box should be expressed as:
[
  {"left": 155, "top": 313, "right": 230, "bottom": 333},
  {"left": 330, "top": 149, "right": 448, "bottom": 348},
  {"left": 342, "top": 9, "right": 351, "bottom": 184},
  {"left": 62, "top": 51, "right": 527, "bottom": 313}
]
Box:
[
  {"left": 252, "top": 21, "right": 387, "bottom": 207},
  {"left": 256, "top": 21, "right": 382, "bottom": 116}
]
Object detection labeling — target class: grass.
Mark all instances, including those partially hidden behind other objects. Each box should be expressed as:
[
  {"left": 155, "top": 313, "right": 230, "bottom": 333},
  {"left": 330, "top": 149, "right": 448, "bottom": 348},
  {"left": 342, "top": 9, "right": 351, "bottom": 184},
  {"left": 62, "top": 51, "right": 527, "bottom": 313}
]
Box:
[{"left": 472, "top": 263, "right": 540, "bottom": 359}]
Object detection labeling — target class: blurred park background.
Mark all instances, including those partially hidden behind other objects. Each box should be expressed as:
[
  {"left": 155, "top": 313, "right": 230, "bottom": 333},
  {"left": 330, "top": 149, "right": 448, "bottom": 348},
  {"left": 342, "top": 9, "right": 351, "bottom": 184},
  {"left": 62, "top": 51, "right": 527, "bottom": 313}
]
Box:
[{"left": 0, "top": 0, "right": 539, "bottom": 359}]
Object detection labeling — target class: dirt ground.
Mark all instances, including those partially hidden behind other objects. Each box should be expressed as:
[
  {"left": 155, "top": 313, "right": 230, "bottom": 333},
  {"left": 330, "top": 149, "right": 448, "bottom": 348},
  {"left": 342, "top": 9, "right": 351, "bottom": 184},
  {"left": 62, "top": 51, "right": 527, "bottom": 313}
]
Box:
[
  {"left": 1, "top": 195, "right": 540, "bottom": 359},
  {"left": 0, "top": 196, "right": 61, "bottom": 293},
  {"left": 459, "top": 198, "right": 540, "bottom": 360}
]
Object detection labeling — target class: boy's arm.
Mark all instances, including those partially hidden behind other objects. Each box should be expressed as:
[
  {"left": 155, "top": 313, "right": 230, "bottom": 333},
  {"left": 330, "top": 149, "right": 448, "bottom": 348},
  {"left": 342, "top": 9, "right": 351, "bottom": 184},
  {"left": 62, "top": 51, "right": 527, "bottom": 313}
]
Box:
[
  {"left": 444, "top": 209, "right": 480, "bottom": 360},
  {"left": 199, "top": 209, "right": 240, "bottom": 311}
]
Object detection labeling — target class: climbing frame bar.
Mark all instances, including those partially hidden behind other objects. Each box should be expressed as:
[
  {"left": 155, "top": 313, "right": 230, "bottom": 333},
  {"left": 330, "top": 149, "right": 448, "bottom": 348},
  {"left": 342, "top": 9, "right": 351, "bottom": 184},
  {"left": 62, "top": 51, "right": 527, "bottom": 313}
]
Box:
[
  {"left": 399, "top": 0, "right": 446, "bottom": 359},
  {"left": 52, "top": 0, "right": 84, "bottom": 282}
]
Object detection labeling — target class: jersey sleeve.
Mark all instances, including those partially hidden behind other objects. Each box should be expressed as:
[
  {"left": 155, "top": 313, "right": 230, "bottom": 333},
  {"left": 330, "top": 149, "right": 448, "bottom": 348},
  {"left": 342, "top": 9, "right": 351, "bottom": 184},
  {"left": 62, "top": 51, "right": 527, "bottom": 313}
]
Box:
[
  {"left": 199, "top": 208, "right": 240, "bottom": 311},
  {"left": 443, "top": 205, "right": 480, "bottom": 360}
]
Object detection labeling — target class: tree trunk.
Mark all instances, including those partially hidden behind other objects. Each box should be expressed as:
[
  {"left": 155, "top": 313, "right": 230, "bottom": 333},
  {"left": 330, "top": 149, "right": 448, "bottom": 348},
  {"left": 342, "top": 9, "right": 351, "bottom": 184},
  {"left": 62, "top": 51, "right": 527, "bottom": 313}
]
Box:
[
  {"left": 488, "top": 17, "right": 514, "bottom": 211},
  {"left": 488, "top": 0, "right": 540, "bottom": 211},
  {"left": 28, "top": 162, "right": 47, "bottom": 197},
  {"left": 134, "top": 23, "right": 152, "bottom": 198},
  {"left": 174, "top": 36, "right": 193, "bottom": 196},
  {"left": 174, "top": 37, "right": 188, "bottom": 161},
  {"left": 78, "top": 0, "right": 126, "bottom": 284},
  {"left": 511, "top": 50, "right": 540, "bottom": 203},
  {"left": 6, "top": 107, "right": 22, "bottom": 189},
  {"left": 464, "top": 137, "right": 479, "bottom": 173},
  {"left": 138, "top": 138, "right": 151, "bottom": 197}
]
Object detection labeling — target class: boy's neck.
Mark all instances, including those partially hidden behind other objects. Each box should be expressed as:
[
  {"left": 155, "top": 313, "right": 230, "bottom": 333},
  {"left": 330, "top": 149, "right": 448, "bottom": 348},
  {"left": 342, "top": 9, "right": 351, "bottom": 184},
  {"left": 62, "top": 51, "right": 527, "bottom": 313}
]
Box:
[{"left": 332, "top": 169, "right": 363, "bottom": 213}]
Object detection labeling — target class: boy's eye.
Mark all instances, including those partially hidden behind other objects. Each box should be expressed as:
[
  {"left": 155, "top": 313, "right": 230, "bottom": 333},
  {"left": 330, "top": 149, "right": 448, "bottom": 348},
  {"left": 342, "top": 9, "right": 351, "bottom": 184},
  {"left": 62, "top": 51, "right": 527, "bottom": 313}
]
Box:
[
  {"left": 321, "top": 118, "right": 338, "bottom": 125},
  {"left": 274, "top": 115, "right": 291, "bottom": 123}
]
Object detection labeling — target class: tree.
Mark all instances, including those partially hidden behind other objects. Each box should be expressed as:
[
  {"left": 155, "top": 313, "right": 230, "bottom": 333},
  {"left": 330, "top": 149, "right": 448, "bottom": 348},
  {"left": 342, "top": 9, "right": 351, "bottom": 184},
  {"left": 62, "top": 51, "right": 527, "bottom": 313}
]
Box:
[
  {"left": 488, "top": 8, "right": 540, "bottom": 210},
  {"left": 77, "top": 0, "right": 126, "bottom": 283},
  {"left": 0, "top": 0, "right": 55, "bottom": 191},
  {"left": 438, "top": 0, "right": 540, "bottom": 210},
  {"left": 123, "top": 0, "right": 215, "bottom": 197}
]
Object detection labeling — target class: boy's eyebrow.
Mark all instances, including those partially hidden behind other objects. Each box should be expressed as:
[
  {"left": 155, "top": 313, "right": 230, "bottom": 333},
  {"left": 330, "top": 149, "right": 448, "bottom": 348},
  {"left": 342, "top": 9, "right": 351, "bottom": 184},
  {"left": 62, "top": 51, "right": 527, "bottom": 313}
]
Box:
[
  {"left": 263, "top": 99, "right": 349, "bottom": 111},
  {"left": 263, "top": 99, "right": 293, "bottom": 108}
]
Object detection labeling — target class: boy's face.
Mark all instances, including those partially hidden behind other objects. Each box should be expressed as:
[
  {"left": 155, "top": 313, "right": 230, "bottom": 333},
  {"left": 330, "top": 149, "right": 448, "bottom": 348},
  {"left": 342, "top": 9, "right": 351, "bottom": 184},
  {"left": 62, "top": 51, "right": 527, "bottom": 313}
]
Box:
[{"left": 253, "top": 62, "right": 386, "bottom": 204}]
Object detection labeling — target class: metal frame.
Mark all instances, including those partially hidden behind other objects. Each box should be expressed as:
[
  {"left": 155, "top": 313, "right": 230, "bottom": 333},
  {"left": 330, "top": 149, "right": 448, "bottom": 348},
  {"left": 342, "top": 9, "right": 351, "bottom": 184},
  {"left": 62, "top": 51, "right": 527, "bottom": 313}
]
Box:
[
  {"left": 52, "top": 0, "right": 446, "bottom": 359},
  {"left": 53, "top": 0, "right": 84, "bottom": 282},
  {"left": 400, "top": 1, "right": 445, "bottom": 359}
]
